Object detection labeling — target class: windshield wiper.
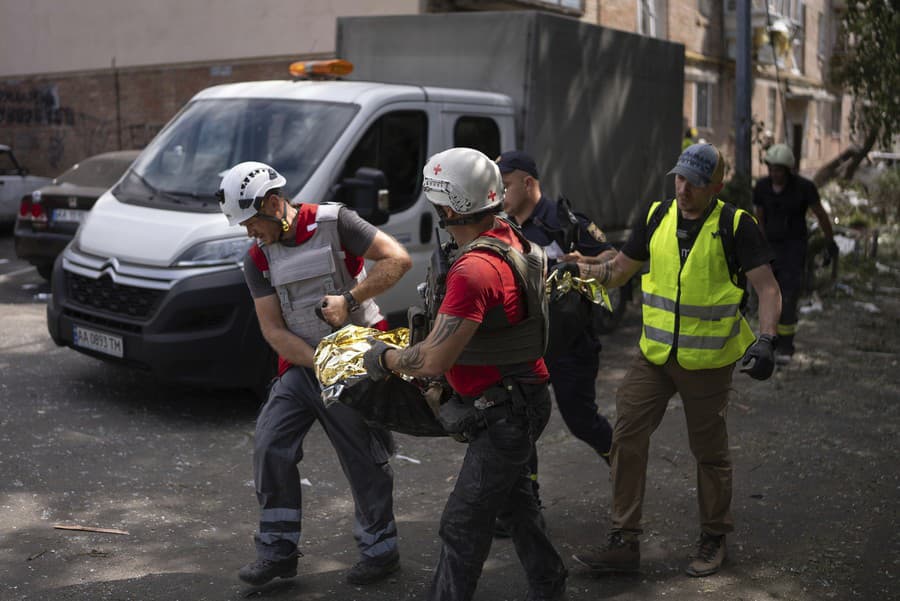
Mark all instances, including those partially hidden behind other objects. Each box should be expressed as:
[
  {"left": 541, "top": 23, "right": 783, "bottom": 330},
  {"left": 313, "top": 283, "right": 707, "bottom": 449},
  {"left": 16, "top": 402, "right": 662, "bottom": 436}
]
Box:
[{"left": 128, "top": 170, "right": 186, "bottom": 205}]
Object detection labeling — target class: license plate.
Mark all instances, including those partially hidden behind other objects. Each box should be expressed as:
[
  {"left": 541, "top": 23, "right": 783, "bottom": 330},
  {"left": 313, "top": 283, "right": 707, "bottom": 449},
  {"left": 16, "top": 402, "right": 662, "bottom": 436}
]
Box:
[
  {"left": 73, "top": 325, "right": 123, "bottom": 358},
  {"left": 52, "top": 208, "right": 87, "bottom": 223}
]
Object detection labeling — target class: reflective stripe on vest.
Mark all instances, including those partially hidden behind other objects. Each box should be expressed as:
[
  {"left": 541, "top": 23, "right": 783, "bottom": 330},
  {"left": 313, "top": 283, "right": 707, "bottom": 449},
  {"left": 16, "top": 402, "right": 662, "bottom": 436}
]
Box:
[
  {"left": 262, "top": 203, "right": 383, "bottom": 347},
  {"left": 639, "top": 199, "right": 755, "bottom": 369}
]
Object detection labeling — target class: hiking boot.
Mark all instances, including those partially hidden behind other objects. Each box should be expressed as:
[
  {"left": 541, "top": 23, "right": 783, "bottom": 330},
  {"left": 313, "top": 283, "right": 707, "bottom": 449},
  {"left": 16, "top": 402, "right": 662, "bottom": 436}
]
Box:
[
  {"left": 238, "top": 555, "right": 298, "bottom": 586},
  {"left": 685, "top": 533, "right": 726, "bottom": 577},
  {"left": 571, "top": 530, "right": 640, "bottom": 573},
  {"left": 345, "top": 553, "right": 401, "bottom": 585}
]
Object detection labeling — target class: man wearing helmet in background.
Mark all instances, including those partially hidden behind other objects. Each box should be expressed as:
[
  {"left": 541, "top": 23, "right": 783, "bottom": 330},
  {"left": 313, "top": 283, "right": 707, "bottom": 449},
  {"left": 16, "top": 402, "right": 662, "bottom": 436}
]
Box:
[
  {"left": 753, "top": 143, "right": 837, "bottom": 363},
  {"left": 495, "top": 150, "right": 616, "bottom": 536},
  {"left": 363, "top": 147, "right": 567, "bottom": 601},
  {"left": 217, "top": 162, "right": 412, "bottom": 587}
]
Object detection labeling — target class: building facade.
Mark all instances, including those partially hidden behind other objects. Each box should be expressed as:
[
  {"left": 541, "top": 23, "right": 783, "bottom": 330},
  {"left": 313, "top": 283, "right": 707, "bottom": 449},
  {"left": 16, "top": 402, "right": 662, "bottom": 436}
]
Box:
[
  {"left": 1, "top": 0, "right": 851, "bottom": 179},
  {"left": 586, "top": 0, "right": 852, "bottom": 177}
]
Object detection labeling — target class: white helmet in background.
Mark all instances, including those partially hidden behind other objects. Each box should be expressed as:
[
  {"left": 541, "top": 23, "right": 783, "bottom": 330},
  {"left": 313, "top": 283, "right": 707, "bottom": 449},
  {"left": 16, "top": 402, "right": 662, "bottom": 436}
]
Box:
[
  {"left": 764, "top": 143, "right": 796, "bottom": 169},
  {"left": 423, "top": 148, "right": 503, "bottom": 221},
  {"left": 218, "top": 161, "right": 287, "bottom": 226}
]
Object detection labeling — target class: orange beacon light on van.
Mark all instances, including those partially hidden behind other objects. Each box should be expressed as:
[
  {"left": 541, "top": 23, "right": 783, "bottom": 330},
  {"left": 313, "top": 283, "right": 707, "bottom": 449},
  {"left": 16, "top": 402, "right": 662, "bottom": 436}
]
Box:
[{"left": 289, "top": 59, "right": 354, "bottom": 80}]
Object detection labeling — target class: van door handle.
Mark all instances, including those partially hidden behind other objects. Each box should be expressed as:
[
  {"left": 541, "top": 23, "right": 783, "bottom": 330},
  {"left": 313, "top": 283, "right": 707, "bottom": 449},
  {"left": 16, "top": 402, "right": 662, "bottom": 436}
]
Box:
[{"left": 419, "top": 212, "right": 433, "bottom": 244}]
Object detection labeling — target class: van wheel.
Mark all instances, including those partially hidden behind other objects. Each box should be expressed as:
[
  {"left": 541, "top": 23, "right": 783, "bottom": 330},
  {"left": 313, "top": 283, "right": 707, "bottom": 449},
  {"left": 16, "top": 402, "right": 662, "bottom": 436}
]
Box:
[{"left": 593, "top": 281, "right": 629, "bottom": 334}]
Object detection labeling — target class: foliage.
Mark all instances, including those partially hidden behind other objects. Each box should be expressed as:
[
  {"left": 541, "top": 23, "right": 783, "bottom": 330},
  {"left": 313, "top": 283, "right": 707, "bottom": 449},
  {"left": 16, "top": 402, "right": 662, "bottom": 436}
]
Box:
[
  {"left": 830, "top": 1, "right": 900, "bottom": 147},
  {"left": 870, "top": 166, "right": 900, "bottom": 224},
  {"left": 718, "top": 171, "right": 754, "bottom": 212}
]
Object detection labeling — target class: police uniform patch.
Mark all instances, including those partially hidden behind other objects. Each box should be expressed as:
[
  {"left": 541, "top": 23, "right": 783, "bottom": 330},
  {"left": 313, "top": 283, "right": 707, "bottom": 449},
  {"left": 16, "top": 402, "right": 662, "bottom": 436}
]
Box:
[{"left": 586, "top": 222, "right": 607, "bottom": 243}]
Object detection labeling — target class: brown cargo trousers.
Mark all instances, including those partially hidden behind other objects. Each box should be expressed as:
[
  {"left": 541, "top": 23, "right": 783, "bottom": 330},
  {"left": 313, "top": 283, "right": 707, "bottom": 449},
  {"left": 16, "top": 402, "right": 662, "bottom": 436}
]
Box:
[{"left": 610, "top": 353, "right": 735, "bottom": 536}]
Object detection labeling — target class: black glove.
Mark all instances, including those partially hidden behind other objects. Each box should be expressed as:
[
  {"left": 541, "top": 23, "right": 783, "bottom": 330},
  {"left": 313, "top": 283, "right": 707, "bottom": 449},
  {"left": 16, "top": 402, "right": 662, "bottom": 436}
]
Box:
[
  {"left": 551, "top": 261, "right": 580, "bottom": 278},
  {"left": 740, "top": 334, "right": 776, "bottom": 380},
  {"left": 363, "top": 338, "right": 392, "bottom": 382}
]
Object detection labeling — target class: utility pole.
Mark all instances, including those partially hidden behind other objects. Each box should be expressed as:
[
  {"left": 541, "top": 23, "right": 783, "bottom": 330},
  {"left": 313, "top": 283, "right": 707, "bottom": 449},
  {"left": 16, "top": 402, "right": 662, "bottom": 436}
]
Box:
[{"left": 735, "top": 0, "right": 752, "bottom": 181}]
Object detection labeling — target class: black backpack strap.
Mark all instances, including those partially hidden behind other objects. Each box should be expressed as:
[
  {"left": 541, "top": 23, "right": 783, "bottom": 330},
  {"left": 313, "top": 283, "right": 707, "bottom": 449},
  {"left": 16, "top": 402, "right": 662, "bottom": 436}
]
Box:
[
  {"left": 645, "top": 198, "right": 673, "bottom": 254},
  {"left": 716, "top": 202, "right": 745, "bottom": 289}
]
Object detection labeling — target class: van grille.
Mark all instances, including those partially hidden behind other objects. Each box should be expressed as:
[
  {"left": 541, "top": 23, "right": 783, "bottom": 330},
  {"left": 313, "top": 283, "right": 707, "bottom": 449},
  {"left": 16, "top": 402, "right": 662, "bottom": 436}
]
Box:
[{"left": 66, "top": 272, "right": 163, "bottom": 319}]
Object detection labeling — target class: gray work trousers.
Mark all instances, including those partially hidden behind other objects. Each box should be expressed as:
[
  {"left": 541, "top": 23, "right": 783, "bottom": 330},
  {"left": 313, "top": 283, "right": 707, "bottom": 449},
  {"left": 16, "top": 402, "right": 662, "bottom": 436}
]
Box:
[{"left": 252, "top": 366, "right": 398, "bottom": 562}]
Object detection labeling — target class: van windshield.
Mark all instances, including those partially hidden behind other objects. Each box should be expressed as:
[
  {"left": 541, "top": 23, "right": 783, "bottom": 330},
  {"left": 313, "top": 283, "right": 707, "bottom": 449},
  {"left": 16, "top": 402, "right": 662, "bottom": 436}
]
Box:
[{"left": 115, "top": 98, "right": 358, "bottom": 212}]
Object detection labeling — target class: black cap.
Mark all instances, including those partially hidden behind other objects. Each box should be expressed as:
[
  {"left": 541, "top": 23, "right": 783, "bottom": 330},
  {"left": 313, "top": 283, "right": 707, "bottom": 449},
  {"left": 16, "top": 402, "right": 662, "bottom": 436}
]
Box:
[{"left": 496, "top": 150, "right": 540, "bottom": 179}]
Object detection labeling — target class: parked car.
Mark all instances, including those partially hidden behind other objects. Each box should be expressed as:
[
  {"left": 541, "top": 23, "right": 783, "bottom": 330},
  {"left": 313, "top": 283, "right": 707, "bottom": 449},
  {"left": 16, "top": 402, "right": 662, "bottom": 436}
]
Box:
[
  {"left": 0, "top": 145, "right": 53, "bottom": 227},
  {"left": 14, "top": 150, "right": 140, "bottom": 279}
]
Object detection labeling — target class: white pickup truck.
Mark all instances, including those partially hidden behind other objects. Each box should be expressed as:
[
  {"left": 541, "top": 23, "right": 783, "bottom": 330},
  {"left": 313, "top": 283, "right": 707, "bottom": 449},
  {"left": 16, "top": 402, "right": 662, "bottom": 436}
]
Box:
[
  {"left": 47, "top": 11, "right": 683, "bottom": 392},
  {"left": 0, "top": 145, "right": 52, "bottom": 225}
]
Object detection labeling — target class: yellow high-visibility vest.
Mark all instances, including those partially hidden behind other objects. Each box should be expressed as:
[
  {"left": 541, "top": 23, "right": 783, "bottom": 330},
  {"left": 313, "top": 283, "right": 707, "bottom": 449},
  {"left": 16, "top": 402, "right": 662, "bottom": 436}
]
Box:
[{"left": 639, "top": 199, "right": 756, "bottom": 369}]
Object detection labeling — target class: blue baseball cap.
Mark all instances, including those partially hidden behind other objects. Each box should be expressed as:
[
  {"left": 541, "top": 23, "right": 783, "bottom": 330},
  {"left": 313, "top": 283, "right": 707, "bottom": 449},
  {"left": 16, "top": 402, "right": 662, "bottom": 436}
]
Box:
[
  {"left": 496, "top": 150, "right": 540, "bottom": 179},
  {"left": 668, "top": 143, "right": 724, "bottom": 186}
]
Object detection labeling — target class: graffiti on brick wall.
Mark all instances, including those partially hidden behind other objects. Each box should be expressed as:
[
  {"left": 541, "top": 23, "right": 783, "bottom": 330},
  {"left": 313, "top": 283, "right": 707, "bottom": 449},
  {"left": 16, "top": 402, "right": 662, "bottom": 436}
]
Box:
[
  {"left": 0, "top": 84, "right": 75, "bottom": 127},
  {"left": 0, "top": 82, "right": 163, "bottom": 170}
]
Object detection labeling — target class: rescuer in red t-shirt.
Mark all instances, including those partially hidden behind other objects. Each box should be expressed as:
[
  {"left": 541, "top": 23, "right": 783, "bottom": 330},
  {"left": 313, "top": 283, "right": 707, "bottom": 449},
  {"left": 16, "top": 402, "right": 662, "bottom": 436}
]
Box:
[{"left": 363, "top": 147, "right": 567, "bottom": 601}]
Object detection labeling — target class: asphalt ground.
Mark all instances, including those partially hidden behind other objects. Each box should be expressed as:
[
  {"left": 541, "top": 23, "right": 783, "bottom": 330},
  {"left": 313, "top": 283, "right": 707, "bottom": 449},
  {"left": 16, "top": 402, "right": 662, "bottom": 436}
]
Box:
[{"left": 0, "top": 229, "right": 897, "bottom": 601}]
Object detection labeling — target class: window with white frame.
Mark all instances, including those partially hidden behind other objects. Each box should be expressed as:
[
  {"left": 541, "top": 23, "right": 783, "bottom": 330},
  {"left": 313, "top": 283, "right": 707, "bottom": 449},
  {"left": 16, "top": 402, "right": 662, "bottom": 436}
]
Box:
[
  {"left": 638, "top": 0, "right": 663, "bottom": 38},
  {"left": 792, "top": 3, "right": 806, "bottom": 73},
  {"left": 695, "top": 82, "right": 711, "bottom": 129},
  {"left": 817, "top": 11, "right": 827, "bottom": 57},
  {"left": 767, "top": 88, "right": 777, "bottom": 130},
  {"left": 535, "top": 0, "right": 584, "bottom": 10},
  {"left": 830, "top": 100, "right": 842, "bottom": 135}
]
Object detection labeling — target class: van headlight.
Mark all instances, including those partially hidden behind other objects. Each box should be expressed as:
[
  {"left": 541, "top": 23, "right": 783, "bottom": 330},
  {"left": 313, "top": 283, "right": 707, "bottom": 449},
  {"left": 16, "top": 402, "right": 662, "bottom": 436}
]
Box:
[{"left": 173, "top": 238, "right": 252, "bottom": 267}]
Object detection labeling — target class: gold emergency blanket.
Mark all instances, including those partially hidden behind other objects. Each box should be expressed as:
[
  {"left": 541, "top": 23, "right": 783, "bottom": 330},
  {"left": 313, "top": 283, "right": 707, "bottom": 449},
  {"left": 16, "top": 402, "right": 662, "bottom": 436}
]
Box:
[
  {"left": 314, "top": 325, "right": 412, "bottom": 403},
  {"left": 545, "top": 270, "right": 613, "bottom": 311},
  {"left": 313, "top": 324, "right": 447, "bottom": 437}
]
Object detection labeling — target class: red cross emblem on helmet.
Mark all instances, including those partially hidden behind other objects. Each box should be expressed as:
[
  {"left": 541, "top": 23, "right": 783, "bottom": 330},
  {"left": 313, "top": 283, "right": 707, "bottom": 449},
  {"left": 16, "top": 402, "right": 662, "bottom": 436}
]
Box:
[
  {"left": 433, "top": 164, "right": 443, "bottom": 175},
  {"left": 487, "top": 190, "right": 497, "bottom": 201}
]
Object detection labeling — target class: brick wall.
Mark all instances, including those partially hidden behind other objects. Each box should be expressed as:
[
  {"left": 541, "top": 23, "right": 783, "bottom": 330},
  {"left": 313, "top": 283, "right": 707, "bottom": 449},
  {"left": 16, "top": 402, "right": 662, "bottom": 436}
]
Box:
[
  {"left": 596, "top": 0, "right": 635, "bottom": 32},
  {"left": 0, "top": 57, "right": 311, "bottom": 177}
]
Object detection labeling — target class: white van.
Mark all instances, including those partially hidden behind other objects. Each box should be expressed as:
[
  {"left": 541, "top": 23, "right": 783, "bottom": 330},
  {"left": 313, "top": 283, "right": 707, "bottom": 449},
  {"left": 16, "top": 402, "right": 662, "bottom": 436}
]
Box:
[{"left": 47, "top": 75, "right": 515, "bottom": 390}]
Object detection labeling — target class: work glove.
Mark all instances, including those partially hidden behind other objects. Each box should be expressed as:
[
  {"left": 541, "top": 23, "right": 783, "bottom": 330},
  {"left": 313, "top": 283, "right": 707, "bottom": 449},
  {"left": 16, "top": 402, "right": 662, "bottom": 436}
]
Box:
[
  {"left": 551, "top": 261, "right": 580, "bottom": 279},
  {"left": 740, "top": 334, "right": 776, "bottom": 380},
  {"left": 824, "top": 239, "right": 839, "bottom": 266},
  {"left": 363, "top": 338, "right": 392, "bottom": 382}
]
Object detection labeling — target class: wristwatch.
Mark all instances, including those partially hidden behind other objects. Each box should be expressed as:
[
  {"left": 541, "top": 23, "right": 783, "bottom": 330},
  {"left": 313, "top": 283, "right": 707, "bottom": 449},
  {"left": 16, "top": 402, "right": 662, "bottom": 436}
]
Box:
[{"left": 342, "top": 291, "right": 360, "bottom": 313}]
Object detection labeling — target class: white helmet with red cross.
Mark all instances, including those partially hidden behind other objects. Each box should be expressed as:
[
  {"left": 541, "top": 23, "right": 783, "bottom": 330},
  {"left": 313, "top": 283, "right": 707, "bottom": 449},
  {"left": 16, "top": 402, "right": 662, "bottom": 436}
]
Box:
[
  {"left": 422, "top": 147, "right": 503, "bottom": 215},
  {"left": 217, "top": 161, "right": 287, "bottom": 226}
]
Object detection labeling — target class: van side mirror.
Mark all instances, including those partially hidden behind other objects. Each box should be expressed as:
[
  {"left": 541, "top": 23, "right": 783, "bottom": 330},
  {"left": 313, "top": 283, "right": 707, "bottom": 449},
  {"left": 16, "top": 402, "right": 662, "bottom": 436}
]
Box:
[{"left": 331, "top": 167, "right": 390, "bottom": 226}]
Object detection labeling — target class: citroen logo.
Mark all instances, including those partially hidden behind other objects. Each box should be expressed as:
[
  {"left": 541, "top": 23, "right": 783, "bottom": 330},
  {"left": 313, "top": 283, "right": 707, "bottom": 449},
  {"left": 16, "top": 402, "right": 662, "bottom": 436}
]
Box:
[
  {"left": 99, "top": 257, "right": 120, "bottom": 280},
  {"left": 68, "top": 197, "right": 78, "bottom": 208}
]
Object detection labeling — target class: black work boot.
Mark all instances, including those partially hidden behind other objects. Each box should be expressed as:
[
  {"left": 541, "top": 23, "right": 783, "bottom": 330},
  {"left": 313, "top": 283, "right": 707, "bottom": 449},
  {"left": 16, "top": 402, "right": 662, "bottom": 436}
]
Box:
[
  {"left": 572, "top": 530, "right": 640, "bottom": 573},
  {"left": 238, "top": 555, "right": 298, "bottom": 586},
  {"left": 345, "top": 552, "right": 401, "bottom": 585}
]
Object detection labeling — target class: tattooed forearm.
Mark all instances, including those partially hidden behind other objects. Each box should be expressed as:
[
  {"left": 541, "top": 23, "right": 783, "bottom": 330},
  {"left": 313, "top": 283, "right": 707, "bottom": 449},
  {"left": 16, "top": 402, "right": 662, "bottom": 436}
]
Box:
[
  {"left": 395, "top": 344, "right": 425, "bottom": 371},
  {"left": 386, "top": 313, "right": 469, "bottom": 377},
  {"left": 581, "top": 260, "right": 613, "bottom": 286},
  {"left": 429, "top": 314, "right": 464, "bottom": 345}
]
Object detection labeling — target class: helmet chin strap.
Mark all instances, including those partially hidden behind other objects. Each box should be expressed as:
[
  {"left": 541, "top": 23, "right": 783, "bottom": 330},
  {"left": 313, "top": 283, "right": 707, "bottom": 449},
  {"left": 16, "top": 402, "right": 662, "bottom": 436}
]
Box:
[{"left": 254, "top": 198, "right": 295, "bottom": 238}]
